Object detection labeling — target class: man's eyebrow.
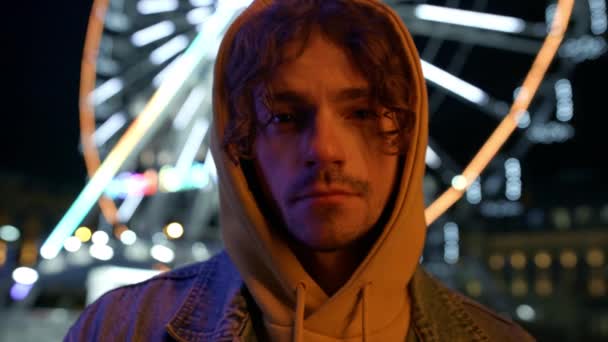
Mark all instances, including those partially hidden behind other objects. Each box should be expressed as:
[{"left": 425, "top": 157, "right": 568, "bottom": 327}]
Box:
[
  {"left": 269, "top": 91, "right": 309, "bottom": 104},
  {"left": 269, "top": 87, "right": 371, "bottom": 104},
  {"left": 332, "top": 87, "right": 370, "bottom": 102}
]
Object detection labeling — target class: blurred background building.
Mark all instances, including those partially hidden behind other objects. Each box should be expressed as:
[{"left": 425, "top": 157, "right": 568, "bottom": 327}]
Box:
[{"left": 2, "top": 0, "right": 608, "bottom": 341}]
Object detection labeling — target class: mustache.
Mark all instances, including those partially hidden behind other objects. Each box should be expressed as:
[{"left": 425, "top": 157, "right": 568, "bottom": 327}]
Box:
[{"left": 287, "top": 166, "right": 370, "bottom": 199}]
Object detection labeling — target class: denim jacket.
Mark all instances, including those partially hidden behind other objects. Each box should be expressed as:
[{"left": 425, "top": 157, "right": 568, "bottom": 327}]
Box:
[{"left": 65, "top": 251, "right": 534, "bottom": 341}]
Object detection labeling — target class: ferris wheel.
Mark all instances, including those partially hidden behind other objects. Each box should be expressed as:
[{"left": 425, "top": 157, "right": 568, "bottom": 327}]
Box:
[{"left": 38, "top": 0, "right": 605, "bottom": 263}]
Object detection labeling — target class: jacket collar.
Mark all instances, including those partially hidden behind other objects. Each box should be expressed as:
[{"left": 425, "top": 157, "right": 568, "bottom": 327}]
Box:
[
  {"left": 409, "top": 268, "right": 490, "bottom": 342},
  {"left": 165, "top": 253, "right": 489, "bottom": 342},
  {"left": 165, "top": 252, "right": 249, "bottom": 342}
]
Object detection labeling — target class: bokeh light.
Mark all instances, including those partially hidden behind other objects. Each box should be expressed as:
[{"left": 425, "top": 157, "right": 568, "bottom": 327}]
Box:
[
  {"left": 164, "top": 222, "right": 184, "bottom": 239},
  {"left": 0, "top": 225, "right": 20, "bottom": 242},
  {"left": 12, "top": 267, "right": 39, "bottom": 285},
  {"left": 75, "top": 227, "right": 93, "bottom": 243}
]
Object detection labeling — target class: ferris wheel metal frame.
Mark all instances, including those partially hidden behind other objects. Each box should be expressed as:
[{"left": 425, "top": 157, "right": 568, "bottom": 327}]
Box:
[{"left": 37, "top": 0, "right": 593, "bottom": 261}]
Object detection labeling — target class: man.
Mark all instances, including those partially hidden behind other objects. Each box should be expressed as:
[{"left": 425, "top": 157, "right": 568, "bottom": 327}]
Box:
[{"left": 66, "top": 0, "right": 534, "bottom": 341}]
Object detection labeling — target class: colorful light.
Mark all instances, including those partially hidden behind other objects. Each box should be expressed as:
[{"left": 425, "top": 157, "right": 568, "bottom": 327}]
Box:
[
  {"left": 415, "top": 4, "right": 526, "bottom": 33},
  {"left": 12, "top": 266, "right": 39, "bottom": 285},
  {"left": 91, "top": 231, "right": 110, "bottom": 245},
  {"left": 164, "top": 222, "right": 184, "bottom": 239},
  {"left": 516, "top": 304, "right": 536, "bottom": 321},
  {"left": 120, "top": 229, "right": 137, "bottom": 245},
  {"left": 0, "top": 241, "right": 6, "bottom": 266},
  {"left": 10, "top": 283, "right": 34, "bottom": 301},
  {"left": 151, "top": 244, "right": 175, "bottom": 263},
  {"left": 42, "top": 9, "right": 228, "bottom": 259},
  {"left": 0, "top": 225, "right": 20, "bottom": 242},
  {"left": 560, "top": 249, "right": 578, "bottom": 268},
  {"left": 64, "top": 236, "right": 82, "bottom": 253},
  {"left": 89, "top": 244, "right": 114, "bottom": 261},
  {"left": 75, "top": 226, "right": 93, "bottom": 242}
]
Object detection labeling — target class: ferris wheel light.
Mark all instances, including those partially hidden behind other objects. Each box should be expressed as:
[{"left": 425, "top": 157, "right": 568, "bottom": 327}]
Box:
[
  {"left": 505, "top": 158, "right": 522, "bottom": 201},
  {"left": 117, "top": 194, "right": 145, "bottom": 223},
  {"left": 94, "top": 113, "right": 127, "bottom": 147},
  {"left": 420, "top": 60, "right": 489, "bottom": 105},
  {"left": 131, "top": 21, "right": 176, "bottom": 47},
  {"left": 465, "top": 178, "right": 482, "bottom": 204},
  {"left": 44, "top": 1, "right": 239, "bottom": 258},
  {"left": 425, "top": 0, "right": 574, "bottom": 225},
  {"left": 190, "top": 0, "right": 213, "bottom": 6},
  {"left": 75, "top": 0, "right": 577, "bottom": 238},
  {"left": 451, "top": 175, "right": 468, "bottom": 191},
  {"left": 175, "top": 118, "right": 210, "bottom": 186},
  {"left": 202, "top": 153, "right": 217, "bottom": 183},
  {"left": 173, "top": 86, "right": 207, "bottom": 130},
  {"left": 425, "top": 146, "right": 442, "bottom": 169},
  {"left": 91, "top": 78, "right": 124, "bottom": 106},
  {"left": 137, "top": 0, "right": 179, "bottom": 15},
  {"left": 187, "top": 7, "right": 214, "bottom": 25},
  {"left": 216, "top": 0, "right": 253, "bottom": 11},
  {"left": 153, "top": 57, "right": 182, "bottom": 88},
  {"left": 516, "top": 110, "right": 531, "bottom": 128},
  {"left": 555, "top": 79, "right": 574, "bottom": 122},
  {"left": 414, "top": 4, "right": 526, "bottom": 33},
  {"left": 150, "top": 35, "right": 190, "bottom": 65},
  {"left": 159, "top": 166, "right": 181, "bottom": 192},
  {"left": 589, "top": 0, "right": 607, "bottom": 35}
]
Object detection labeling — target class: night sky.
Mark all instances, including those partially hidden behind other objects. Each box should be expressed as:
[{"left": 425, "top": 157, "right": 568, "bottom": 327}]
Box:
[{"left": 5, "top": 1, "right": 92, "bottom": 186}]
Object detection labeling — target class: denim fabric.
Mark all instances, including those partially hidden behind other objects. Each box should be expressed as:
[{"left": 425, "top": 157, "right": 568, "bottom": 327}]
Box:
[
  {"left": 65, "top": 251, "right": 246, "bottom": 342},
  {"left": 65, "top": 251, "right": 534, "bottom": 341}
]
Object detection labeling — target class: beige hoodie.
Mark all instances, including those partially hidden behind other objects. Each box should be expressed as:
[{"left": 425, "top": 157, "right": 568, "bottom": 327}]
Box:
[{"left": 209, "top": 0, "right": 428, "bottom": 341}]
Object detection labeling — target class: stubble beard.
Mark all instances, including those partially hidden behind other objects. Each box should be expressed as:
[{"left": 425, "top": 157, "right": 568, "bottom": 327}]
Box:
[{"left": 284, "top": 202, "right": 370, "bottom": 252}]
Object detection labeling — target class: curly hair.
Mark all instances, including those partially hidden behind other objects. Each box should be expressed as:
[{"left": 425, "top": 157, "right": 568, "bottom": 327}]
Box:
[{"left": 222, "top": 0, "right": 417, "bottom": 162}]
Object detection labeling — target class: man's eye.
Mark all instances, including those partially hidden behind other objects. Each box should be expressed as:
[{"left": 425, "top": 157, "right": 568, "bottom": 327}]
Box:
[
  {"left": 350, "top": 109, "right": 377, "bottom": 120},
  {"left": 270, "top": 113, "right": 296, "bottom": 124}
]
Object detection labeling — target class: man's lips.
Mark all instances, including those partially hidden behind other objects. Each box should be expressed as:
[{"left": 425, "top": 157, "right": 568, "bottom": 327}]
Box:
[{"left": 291, "top": 190, "right": 359, "bottom": 203}]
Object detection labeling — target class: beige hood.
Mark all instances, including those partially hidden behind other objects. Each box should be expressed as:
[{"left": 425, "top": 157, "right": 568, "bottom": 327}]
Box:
[{"left": 209, "top": 0, "right": 428, "bottom": 340}]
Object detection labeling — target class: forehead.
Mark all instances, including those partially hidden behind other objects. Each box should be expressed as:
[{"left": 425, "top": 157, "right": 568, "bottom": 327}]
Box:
[{"left": 267, "top": 31, "right": 368, "bottom": 95}]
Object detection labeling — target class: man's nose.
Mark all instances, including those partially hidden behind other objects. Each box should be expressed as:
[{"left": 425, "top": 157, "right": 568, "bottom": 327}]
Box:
[{"left": 302, "top": 108, "right": 346, "bottom": 167}]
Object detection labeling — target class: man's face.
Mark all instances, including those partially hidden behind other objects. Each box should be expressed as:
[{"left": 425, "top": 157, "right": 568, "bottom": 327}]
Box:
[{"left": 252, "top": 31, "right": 399, "bottom": 251}]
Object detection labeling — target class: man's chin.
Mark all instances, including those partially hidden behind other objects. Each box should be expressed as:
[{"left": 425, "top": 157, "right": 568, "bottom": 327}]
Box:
[
  {"left": 289, "top": 226, "right": 365, "bottom": 252},
  {"left": 282, "top": 209, "right": 373, "bottom": 251},
  {"left": 300, "top": 241, "right": 348, "bottom": 253}
]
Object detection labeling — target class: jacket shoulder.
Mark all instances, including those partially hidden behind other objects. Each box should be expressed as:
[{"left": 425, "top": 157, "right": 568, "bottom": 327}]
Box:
[
  {"left": 452, "top": 289, "right": 535, "bottom": 341},
  {"left": 64, "top": 253, "right": 225, "bottom": 341},
  {"left": 411, "top": 268, "right": 535, "bottom": 342}
]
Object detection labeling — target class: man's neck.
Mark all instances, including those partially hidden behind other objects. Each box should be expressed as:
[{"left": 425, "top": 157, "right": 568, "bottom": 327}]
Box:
[
  {"left": 291, "top": 230, "right": 379, "bottom": 295},
  {"left": 298, "top": 248, "right": 363, "bottom": 295}
]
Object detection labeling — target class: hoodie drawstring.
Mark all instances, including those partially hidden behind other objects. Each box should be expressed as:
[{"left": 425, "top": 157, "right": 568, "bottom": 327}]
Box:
[
  {"left": 361, "top": 282, "right": 372, "bottom": 342},
  {"left": 294, "top": 282, "right": 306, "bottom": 342}
]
